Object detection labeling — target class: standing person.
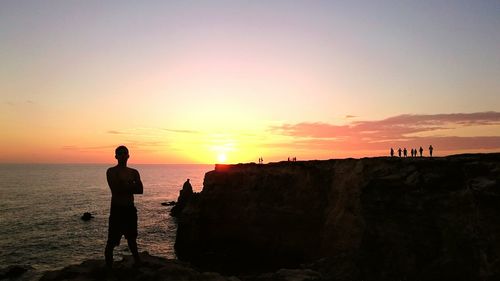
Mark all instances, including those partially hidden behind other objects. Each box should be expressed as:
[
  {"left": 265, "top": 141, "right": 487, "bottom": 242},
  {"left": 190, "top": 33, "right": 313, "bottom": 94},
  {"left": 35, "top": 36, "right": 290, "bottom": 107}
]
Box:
[
  {"left": 429, "top": 145, "right": 434, "bottom": 157},
  {"left": 105, "top": 146, "right": 144, "bottom": 268},
  {"left": 419, "top": 146, "right": 424, "bottom": 157},
  {"left": 171, "top": 179, "right": 194, "bottom": 217},
  {"left": 183, "top": 178, "right": 193, "bottom": 193},
  {"left": 403, "top": 148, "right": 407, "bottom": 157},
  {"left": 398, "top": 148, "right": 402, "bottom": 157},
  {"left": 390, "top": 148, "right": 394, "bottom": 157}
]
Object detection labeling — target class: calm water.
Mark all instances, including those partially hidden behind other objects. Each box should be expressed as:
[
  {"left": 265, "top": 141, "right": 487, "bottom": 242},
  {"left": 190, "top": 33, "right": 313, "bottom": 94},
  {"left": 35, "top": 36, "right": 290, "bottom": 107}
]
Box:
[{"left": 0, "top": 164, "right": 213, "bottom": 273}]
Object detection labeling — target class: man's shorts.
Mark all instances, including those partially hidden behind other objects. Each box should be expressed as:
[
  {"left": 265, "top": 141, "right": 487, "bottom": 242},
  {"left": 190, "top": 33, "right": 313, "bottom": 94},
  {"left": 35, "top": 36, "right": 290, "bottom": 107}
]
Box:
[{"left": 107, "top": 205, "right": 138, "bottom": 246}]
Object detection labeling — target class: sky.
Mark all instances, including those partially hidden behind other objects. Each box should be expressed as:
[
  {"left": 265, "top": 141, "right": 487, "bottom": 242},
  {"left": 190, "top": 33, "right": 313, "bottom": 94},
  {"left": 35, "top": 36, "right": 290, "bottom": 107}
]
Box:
[{"left": 1, "top": 0, "right": 499, "bottom": 164}]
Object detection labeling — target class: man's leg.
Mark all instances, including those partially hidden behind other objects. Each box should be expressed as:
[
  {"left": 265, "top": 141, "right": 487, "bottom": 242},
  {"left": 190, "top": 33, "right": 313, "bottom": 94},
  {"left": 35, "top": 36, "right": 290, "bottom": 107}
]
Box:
[
  {"left": 127, "top": 238, "right": 141, "bottom": 264},
  {"left": 105, "top": 242, "right": 114, "bottom": 268}
]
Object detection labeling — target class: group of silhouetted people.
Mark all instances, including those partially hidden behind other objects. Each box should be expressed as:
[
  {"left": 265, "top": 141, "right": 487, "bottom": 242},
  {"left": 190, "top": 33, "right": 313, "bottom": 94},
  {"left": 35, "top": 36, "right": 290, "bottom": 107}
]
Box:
[
  {"left": 258, "top": 157, "right": 264, "bottom": 164},
  {"left": 390, "top": 145, "right": 434, "bottom": 158}
]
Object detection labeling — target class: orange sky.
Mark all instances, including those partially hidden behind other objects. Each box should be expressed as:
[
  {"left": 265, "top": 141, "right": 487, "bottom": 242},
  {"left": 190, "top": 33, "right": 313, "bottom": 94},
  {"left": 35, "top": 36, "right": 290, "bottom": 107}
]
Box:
[{"left": 1, "top": 1, "right": 499, "bottom": 164}]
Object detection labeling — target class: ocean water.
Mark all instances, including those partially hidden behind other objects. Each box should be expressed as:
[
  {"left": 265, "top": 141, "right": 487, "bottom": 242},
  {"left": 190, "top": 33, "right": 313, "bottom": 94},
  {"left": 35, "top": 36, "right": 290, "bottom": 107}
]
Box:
[{"left": 0, "top": 164, "right": 213, "bottom": 273}]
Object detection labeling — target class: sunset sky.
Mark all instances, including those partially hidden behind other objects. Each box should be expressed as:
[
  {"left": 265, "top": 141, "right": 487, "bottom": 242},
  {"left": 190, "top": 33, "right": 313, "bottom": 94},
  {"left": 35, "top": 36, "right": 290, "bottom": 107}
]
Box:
[{"left": 1, "top": 1, "right": 499, "bottom": 164}]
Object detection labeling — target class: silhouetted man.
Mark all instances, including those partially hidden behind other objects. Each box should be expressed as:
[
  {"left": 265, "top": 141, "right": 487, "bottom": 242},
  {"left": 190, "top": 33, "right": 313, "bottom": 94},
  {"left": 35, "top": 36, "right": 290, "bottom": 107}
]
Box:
[
  {"left": 398, "top": 148, "right": 402, "bottom": 157},
  {"left": 429, "top": 145, "right": 434, "bottom": 157},
  {"left": 105, "top": 146, "right": 143, "bottom": 268},
  {"left": 403, "top": 148, "right": 407, "bottom": 157},
  {"left": 390, "top": 148, "right": 394, "bottom": 157},
  {"left": 183, "top": 178, "right": 193, "bottom": 193},
  {"left": 419, "top": 146, "right": 423, "bottom": 157}
]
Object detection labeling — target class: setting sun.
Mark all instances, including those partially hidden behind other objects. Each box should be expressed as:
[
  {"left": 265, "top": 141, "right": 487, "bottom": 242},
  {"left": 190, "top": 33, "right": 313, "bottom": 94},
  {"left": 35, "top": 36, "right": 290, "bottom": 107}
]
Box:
[{"left": 217, "top": 153, "right": 227, "bottom": 163}]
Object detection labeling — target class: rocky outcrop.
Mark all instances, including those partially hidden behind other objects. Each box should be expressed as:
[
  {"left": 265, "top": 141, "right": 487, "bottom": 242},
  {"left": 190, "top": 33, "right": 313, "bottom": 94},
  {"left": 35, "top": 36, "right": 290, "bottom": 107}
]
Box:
[
  {"left": 39, "top": 252, "right": 240, "bottom": 281},
  {"left": 175, "top": 154, "right": 500, "bottom": 280},
  {"left": 38, "top": 252, "right": 320, "bottom": 281}
]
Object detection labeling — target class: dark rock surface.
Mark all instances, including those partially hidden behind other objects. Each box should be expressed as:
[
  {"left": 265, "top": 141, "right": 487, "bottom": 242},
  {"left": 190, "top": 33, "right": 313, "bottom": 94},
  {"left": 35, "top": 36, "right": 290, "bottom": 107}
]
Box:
[
  {"left": 39, "top": 252, "right": 240, "bottom": 281},
  {"left": 0, "top": 265, "right": 34, "bottom": 280},
  {"left": 175, "top": 154, "right": 500, "bottom": 280},
  {"left": 38, "top": 252, "right": 323, "bottom": 281}
]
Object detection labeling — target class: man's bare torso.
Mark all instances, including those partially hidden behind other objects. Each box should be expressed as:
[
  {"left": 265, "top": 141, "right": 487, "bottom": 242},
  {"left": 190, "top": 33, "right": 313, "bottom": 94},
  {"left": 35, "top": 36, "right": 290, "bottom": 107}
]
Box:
[{"left": 106, "top": 166, "right": 143, "bottom": 207}]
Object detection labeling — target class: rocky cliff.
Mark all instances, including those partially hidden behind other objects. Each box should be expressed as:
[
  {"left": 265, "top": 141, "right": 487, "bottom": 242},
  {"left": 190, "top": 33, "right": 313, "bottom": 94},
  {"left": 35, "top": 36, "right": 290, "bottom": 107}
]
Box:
[{"left": 174, "top": 154, "right": 500, "bottom": 280}]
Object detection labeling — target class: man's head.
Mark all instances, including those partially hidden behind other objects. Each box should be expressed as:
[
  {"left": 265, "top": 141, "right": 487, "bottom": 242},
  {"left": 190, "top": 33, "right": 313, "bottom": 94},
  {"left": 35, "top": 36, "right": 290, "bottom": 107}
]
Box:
[{"left": 115, "top": 145, "right": 129, "bottom": 165}]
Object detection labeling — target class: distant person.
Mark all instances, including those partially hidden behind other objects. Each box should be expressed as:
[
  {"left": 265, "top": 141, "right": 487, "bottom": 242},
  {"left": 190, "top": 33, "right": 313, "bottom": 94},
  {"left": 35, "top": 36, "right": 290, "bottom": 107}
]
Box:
[
  {"left": 403, "top": 148, "right": 407, "bottom": 157},
  {"left": 105, "top": 146, "right": 144, "bottom": 268},
  {"left": 390, "top": 148, "right": 394, "bottom": 157},
  {"left": 170, "top": 179, "right": 194, "bottom": 217},
  {"left": 419, "top": 146, "right": 423, "bottom": 157},
  {"left": 429, "top": 145, "right": 434, "bottom": 157},
  {"left": 183, "top": 178, "right": 193, "bottom": 194},
  {"left": 398, "top": 148, "right": 402, "bottom": 157},
  {"left": 410, "top": 149, "right": 414, "bottom": 157}
]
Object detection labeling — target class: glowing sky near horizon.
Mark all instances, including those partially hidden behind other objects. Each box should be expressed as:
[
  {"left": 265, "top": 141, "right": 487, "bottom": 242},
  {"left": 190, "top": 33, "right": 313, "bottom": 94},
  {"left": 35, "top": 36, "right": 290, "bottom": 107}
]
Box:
[{"left": 1, "top": 1, "right": 499, "bottom": 163}]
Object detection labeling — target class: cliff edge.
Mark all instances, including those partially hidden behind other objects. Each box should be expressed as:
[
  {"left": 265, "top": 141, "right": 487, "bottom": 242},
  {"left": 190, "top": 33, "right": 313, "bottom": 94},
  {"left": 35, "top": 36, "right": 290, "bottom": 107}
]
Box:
[{"left": 175, "top": 154, "right": 500, "bottom": 280}]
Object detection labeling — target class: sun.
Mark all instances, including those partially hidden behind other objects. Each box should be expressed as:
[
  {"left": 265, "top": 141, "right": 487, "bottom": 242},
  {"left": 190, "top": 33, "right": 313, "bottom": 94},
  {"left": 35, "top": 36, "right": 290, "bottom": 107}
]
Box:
[{"left": 217, "top": 153, "right": 227, "bottom": 163}]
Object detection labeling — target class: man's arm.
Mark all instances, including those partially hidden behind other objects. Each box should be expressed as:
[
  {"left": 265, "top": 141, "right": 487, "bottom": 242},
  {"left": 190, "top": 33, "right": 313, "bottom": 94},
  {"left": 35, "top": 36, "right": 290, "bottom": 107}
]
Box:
[
  {"left": 131, "top": 169, "right": 143, "bottom": 194},
  {"left": 106, "top": 168, "right": 142, "bottom": 195}
]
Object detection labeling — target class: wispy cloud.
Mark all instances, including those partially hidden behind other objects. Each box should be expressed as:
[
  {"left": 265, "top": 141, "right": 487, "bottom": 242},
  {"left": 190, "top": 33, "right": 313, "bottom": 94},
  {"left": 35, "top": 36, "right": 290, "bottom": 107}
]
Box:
[
  {"left": 161, "top": 128, "right": 200, "bottom": 134},
  {"left": 270, "top": 112, "right": 500, "bottom": 152},
  {"left": 62, "top": 145, "right": 115, "bottom": 151},
  {"left": 107, "top": 127, "right": 200, "bottom": 136}
]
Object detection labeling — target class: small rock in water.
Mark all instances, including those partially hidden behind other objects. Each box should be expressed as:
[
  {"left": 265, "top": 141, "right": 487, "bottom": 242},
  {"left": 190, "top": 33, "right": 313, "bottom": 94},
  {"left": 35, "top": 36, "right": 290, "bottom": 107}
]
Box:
[
  {"left": 81, "top": 212, "right": 94, "bottom": 221},
  {"left": 161, "top": 201, "right": 176, "bottom": 206}
]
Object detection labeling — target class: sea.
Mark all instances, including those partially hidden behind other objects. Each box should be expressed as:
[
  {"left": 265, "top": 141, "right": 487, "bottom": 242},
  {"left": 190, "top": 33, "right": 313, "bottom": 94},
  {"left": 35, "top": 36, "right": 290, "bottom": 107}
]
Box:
[{"left": 0, "top": 163, "right": 213, "bottom": 275}]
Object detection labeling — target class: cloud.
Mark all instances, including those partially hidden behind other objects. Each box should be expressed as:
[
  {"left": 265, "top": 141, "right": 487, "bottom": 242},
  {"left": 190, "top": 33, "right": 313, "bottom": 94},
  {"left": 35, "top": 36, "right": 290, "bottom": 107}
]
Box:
[
  {"left": 107, "top": 127, "right": 200, "bottom": 136},
  {"left": 161, "top": 128, "right": 200, "bottom": 134},
  {"left": 62, "top": 145, "right": 115, "bottom": 151},
  {"left": 269, "top": 112, "right": 500, "bottom": 152}
]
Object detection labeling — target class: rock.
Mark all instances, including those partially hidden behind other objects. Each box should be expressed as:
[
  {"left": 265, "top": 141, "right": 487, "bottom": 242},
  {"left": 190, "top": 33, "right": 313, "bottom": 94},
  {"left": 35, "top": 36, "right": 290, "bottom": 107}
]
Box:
[
  {"left": 39, "top": 252, "right": 240, "bottom": 281},
  {"left": 81, "top": 212, "right": 94, "bottom": 221},
  {"left": 161, "top": 201, "right": 176, "bottom": 206},
  {"left": 0, "top": 265, "right": 34, "bottom": 280},
  {"left": 175, "top": 154, "right": 500, "bottom": 280},
  {"left": 255, "top": 268, "right": 322, "bottom": 281}
]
